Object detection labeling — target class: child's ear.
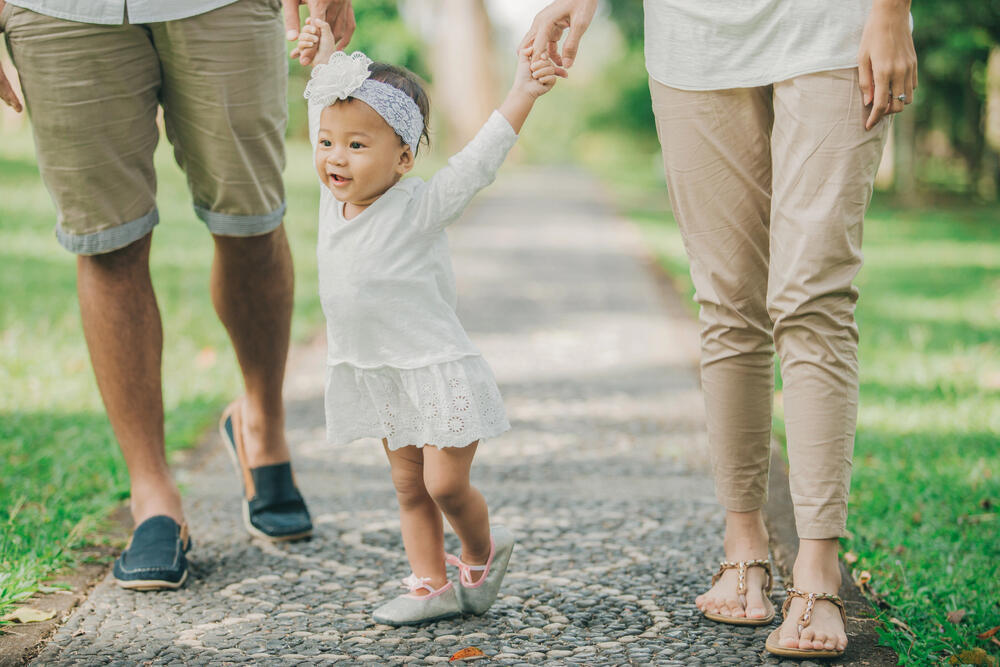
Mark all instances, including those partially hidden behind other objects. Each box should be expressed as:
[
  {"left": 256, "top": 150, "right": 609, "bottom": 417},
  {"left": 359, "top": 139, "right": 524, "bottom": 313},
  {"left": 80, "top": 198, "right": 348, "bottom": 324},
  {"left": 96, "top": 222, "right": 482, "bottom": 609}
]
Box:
[{"left": 396, "top": 145, "right": 415, "bottom": 175}]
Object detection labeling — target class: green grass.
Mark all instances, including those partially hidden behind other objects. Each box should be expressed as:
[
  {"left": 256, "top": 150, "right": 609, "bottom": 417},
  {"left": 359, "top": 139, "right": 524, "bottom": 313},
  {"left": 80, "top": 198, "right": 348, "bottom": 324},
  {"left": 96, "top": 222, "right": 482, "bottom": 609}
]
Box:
[{"left": 580, "top": 131, "right": 1000, "bottom": 665}]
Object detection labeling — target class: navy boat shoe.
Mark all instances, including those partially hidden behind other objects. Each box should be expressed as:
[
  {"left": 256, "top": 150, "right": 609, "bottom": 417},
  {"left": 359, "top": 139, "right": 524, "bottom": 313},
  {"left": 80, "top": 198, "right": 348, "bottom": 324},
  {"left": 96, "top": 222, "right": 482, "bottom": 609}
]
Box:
[
  {"left": 220, "top": 400, "right": 313, "bottom": 542},
  {"left": 113, "top": 515, "right": 191, "bottom": 590}
]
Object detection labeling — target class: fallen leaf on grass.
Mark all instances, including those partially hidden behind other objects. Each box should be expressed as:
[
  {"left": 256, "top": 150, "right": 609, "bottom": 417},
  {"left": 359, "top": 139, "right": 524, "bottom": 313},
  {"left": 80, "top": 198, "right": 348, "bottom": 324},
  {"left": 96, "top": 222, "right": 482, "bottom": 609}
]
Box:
[
  {"left": 978, "top": 626, "right": 1000, "bottom": 639},
  {"left": 1, "top": 607, "right": 56, "bottom": 623},
  {"left": 947, "top": 648, "right": 995, "bottom": 666},
  {"left": 449, "top": 646, "right": 486, "bottom": 662},
  {"left": 947, "top": 609, "right": 967, "bottom": 624},
  {"left": 888, "top": 617, "right": 916, "bottom": 636}
]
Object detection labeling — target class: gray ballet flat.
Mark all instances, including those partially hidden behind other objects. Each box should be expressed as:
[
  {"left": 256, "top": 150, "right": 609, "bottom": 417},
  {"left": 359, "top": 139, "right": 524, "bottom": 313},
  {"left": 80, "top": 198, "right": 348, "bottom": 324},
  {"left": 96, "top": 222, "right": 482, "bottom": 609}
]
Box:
[
  {"left": 447, "top": 525, "right": 515, "bottom": 615},
  {"left": 372, "top": 575, "right": 461, "bottom": 626}
]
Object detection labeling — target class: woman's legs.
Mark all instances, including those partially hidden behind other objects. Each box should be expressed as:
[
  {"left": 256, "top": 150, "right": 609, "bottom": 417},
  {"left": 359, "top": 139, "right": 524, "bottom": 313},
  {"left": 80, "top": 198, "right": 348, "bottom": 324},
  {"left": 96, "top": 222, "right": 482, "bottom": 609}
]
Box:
[
  {"left": 649, "top": 78, "right": 776, "bottom": 620},
  {"left": 768, "top": 68, "right": 890, "bottom": 651},
  {"left": 383, "top": 441, "right": 491, "bottom": 593}
]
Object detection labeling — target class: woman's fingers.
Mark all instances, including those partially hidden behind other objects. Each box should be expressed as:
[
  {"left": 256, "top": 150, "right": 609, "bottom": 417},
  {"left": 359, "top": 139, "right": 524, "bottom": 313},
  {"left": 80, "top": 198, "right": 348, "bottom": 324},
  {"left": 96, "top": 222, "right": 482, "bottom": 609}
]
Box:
[
  {"left": 866, "top": 69, "right": 892, "bottom": 130},
  {"left": 858, "top": 54, "right": 874, "bottom": 107}
]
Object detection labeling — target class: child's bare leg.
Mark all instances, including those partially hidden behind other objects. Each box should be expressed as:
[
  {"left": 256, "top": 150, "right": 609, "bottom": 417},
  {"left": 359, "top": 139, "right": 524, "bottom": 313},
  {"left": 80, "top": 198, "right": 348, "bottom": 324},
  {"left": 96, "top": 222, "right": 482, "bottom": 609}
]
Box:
[
  {"left": 422, "top": 442, "right": 491, "bottom": 581},
  {"left": 383, "top": 441, "right": 447, "bottom": 593}
]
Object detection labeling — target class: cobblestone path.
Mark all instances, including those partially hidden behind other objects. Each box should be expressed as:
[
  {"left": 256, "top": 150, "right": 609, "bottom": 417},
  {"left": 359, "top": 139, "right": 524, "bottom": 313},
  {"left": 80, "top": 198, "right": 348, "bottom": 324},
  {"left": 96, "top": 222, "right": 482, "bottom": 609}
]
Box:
[{"left": 36, "top": 169, "right": 809, "bottom": 665}]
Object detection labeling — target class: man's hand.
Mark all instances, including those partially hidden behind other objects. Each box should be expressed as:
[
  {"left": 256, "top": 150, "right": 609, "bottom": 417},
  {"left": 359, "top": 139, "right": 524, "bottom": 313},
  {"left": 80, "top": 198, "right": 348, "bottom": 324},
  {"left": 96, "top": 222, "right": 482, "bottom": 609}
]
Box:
[
  {"left": 857, "top": 0, "right": 916, "bottom": 130},
  {"left": 283, "top": 0, "right": 354, "bottom": 65},
  {"left": 0, "top": 0, "right": 23, "bottom": 112},
  {"left": 518, "top": 0, "right": 597, "bottom": 73}
]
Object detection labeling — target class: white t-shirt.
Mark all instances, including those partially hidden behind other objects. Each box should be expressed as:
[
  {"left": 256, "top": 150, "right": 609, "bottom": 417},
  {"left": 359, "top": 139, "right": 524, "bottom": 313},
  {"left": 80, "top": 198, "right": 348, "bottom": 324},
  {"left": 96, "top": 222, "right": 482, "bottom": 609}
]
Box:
[
  {"left": 643, "top": 0, "right": 873, "bottom": 90},
  {"left": 309, "top": 106, "right": 518, "bottom": 369}
]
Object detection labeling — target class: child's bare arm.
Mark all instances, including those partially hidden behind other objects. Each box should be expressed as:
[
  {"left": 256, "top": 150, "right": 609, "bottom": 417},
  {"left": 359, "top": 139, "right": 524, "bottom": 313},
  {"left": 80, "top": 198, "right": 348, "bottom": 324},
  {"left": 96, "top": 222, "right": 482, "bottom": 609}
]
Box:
[{"left": 498, "top": 47, "right": 558, "bottom": 133}]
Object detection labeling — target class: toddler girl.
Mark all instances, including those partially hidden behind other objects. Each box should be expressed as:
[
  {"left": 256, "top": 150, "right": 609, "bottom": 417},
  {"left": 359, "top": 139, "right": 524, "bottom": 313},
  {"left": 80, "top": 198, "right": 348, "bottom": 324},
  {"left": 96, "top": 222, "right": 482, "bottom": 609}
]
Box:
[{"left": 295, "top": 19, "right": 558, "bottom": 625}]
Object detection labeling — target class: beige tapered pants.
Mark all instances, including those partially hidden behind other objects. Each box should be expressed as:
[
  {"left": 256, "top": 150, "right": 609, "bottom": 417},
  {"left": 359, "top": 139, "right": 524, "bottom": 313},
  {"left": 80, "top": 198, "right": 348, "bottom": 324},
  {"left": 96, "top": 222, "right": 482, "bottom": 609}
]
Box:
[{"left": 650, "top": 69, "right": 890, "bottom": 539}]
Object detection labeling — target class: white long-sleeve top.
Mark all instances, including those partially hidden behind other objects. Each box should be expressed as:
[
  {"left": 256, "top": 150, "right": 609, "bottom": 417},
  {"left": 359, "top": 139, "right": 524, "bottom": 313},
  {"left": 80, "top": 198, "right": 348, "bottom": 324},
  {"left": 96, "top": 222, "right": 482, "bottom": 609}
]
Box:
[{"left": 309, "top": 105, "right": 518, "bottom": 369}]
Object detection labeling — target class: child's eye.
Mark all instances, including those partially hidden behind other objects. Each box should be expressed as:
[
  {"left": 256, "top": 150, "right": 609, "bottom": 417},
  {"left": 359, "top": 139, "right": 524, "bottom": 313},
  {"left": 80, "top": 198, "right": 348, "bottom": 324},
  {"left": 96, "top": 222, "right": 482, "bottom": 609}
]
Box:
[
  {"left": 350, "top": 141, "right": 364, "bottom": 149},
  {"left": 319, "top": 139, "right": 332, "bottom": 147}
]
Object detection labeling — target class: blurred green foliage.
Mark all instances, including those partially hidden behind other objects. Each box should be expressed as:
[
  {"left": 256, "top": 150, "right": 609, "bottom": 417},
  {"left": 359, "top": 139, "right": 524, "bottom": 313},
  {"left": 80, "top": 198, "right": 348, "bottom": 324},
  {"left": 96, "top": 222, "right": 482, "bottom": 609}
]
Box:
[
  {"left": 910, "top": 2, "right": 1000, "bottom": 191},
  {"left": 593, "top": 0, "right": 1000, "bottom": 197}
]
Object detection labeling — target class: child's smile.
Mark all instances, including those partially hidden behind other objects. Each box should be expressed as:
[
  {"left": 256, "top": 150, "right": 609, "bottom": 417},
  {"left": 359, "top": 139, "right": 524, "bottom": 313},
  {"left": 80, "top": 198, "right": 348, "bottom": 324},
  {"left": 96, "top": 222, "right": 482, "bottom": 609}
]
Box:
[{"left": 315, "top": 100, "right": 413, "bottom": 218}]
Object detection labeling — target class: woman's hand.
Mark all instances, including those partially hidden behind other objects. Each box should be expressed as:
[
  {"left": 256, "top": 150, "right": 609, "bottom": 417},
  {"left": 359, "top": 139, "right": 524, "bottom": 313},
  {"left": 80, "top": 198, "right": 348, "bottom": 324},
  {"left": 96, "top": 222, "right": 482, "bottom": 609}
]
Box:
[
  {"left": 0, "top": 0, "right": 23, "bottom": 112},
  {"left": 857, "top": 0, "right": 917, "bottom": 130},
  {"left": 519, "top": 0, "right": 597, "bottom": 73}
]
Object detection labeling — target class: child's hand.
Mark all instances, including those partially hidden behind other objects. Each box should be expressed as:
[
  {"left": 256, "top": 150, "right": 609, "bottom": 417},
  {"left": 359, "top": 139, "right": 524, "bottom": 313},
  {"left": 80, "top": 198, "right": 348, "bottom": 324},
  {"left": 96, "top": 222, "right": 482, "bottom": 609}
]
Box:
[
  {"left": 514, "top": 47, "right": 561, "bottom": 99},
  {"left": 291, "top": 17, "right": 337, "bottom": 66}
]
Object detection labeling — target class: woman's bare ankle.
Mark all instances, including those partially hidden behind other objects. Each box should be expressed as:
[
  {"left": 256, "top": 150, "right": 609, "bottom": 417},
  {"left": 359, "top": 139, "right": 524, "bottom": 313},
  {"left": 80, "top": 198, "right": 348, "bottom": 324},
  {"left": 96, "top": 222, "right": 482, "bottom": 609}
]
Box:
[{"left": 723, "top": 509, "right": 770, "bottom": 558}]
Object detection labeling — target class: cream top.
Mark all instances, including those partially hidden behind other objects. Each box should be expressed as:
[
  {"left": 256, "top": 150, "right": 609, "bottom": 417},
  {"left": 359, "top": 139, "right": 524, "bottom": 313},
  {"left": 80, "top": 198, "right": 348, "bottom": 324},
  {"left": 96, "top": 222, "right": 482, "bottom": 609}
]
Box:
[
  {"left": 643, "top": 0, "right": 873, "bottom": 90},
  {"left": 309, "top": 106, "right": 518, "bottom": 368}
]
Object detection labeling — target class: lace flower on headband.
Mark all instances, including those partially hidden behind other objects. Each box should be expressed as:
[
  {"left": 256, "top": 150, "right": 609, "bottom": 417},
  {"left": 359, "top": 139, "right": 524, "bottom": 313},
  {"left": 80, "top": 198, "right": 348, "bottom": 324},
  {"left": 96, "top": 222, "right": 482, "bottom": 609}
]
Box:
[
  {"left": 304, "top": 51, "right": 373, "bottom": 107},
  {"left": 304, "top": 50, "right": 425, "bottom": 150}
]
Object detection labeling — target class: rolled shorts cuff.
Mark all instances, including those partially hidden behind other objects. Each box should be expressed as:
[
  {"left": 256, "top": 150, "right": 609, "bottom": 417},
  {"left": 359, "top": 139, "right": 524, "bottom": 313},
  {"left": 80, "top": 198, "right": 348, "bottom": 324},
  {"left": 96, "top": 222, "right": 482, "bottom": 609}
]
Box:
[
  {"left": 56, "top": 208, "right": 159, "bottom": 256},
  {"left": 195, "top": 202, "right": 286, "bottom": 237}
]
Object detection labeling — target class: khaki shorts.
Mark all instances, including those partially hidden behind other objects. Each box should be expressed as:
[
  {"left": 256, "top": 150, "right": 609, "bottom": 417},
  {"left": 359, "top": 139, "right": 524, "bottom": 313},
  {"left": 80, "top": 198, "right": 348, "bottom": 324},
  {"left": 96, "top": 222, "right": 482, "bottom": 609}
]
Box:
[{"left": 1, "top": 0, "right": 287, "bottom": 255}]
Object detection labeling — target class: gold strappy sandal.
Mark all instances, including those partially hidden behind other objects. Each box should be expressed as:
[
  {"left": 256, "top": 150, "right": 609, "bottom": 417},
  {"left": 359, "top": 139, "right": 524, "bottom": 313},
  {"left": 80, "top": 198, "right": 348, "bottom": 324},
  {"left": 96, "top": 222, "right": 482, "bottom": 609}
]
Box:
[
  {"left": 765, "top": 587, "right": 847, "bottom": 658},
  {"left": 701, "top": 559, "right": 776, "bottom": 625}
]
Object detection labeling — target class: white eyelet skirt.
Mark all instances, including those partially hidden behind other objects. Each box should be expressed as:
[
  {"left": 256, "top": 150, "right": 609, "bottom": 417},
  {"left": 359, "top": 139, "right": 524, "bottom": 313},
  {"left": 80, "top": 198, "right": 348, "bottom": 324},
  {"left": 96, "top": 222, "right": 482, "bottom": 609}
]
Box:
[{"left": 324, "top": 355, "right": 510, "bottom": 450}]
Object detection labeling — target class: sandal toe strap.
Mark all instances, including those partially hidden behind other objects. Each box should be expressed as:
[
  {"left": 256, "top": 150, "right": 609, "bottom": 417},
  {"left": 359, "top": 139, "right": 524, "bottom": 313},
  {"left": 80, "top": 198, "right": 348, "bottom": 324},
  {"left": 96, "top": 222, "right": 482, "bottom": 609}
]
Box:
[
  {"left": 782, "top": 587, "right": 847, "bottom": 629},
  {"left": 711, "top": 559, "right": 773, "bottom": 595}
]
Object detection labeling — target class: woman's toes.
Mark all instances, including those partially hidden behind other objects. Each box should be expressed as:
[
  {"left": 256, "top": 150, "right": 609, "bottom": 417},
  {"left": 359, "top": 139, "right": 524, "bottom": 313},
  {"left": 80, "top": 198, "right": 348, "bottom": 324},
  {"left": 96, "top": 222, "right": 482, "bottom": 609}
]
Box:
[
  {"left": 779, "top": 623, "right": 799, "bottom": 648},
  {"left": 724, "top": 598, "right": 744, "bottom": 617},
  {"left": 823, "top": 635, "right": 838, "bottom": 651},
  {"left": 798, "top": 626, "right": 816, "bottom": 650}
]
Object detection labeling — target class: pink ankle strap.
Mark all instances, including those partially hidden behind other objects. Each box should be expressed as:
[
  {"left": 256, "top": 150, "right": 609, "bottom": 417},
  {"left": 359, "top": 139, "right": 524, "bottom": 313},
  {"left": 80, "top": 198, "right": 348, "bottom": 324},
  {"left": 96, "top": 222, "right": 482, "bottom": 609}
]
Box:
[
  {"left": 402, "top": 573, "right": 435, "bottom": 595},
  {"left": 445, "top": 536, "right": 495, "bottom": 588}
]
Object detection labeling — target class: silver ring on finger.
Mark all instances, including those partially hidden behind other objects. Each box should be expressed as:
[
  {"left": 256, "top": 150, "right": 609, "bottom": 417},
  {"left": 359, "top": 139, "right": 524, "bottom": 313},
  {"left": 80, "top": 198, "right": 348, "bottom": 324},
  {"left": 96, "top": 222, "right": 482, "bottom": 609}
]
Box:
[{"left": 896, "top": 93, "right": 907, "bottom": 103}]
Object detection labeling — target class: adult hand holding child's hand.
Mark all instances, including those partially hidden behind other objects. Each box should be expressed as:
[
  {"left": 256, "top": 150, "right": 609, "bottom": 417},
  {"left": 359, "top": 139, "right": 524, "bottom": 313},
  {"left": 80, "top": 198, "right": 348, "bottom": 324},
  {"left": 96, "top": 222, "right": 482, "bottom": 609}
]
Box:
[
  {"left": 284, "top": 0, "right": 354, "bottom": 65},
  {"left": 294, "top": 17, "right": 337, "bottom": 67},
  {"left": 517, "top": 48, "right": 558, "bottom": 99}
]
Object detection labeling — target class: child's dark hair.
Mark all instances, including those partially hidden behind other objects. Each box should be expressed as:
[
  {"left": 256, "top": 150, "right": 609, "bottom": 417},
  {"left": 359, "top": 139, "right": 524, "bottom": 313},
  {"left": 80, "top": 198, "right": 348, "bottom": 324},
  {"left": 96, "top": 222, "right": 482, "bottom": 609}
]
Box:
[{"left": 367, "top": 62, "right": 430, "bottom": 154}]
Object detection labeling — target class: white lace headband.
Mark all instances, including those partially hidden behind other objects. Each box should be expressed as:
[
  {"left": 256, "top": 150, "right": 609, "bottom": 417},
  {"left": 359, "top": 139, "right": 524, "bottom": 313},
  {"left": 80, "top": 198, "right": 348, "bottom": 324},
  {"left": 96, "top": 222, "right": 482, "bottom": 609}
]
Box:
[{"left": 304, "top": 51, "right": 424, "bottom": 150}]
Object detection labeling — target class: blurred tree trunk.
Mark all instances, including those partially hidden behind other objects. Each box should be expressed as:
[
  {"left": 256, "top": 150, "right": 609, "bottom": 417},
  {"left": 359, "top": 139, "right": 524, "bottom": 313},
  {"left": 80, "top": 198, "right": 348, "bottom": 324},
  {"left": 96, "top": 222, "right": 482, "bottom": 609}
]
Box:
[
  {"left": 430, "top": 0, "right": 498, "bottom": 151},
  {"left": 980, "top": 46, "right": 1000, "bottom": 201}
]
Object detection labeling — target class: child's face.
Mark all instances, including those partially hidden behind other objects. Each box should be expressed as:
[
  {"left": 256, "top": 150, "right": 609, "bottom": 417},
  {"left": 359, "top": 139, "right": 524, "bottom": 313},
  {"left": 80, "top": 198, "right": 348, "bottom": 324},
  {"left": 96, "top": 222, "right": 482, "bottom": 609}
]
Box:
[{"left": 315, "top": 100, "right": 414, "bottom": 206}]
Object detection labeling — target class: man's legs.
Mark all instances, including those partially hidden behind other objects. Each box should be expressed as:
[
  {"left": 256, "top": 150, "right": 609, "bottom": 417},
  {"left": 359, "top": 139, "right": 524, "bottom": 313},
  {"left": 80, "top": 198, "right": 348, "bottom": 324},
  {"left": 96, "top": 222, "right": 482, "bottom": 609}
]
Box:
[
  {"left": 77, "top": 233, "right": 183, "bottom": 525},
  {"left": 211, "top": 226, "right": 294, "bottom": 466}
]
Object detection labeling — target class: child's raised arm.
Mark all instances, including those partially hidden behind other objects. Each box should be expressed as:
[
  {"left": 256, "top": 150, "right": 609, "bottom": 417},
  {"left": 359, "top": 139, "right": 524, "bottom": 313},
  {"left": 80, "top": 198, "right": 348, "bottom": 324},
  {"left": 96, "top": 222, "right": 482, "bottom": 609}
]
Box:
[
  {"left": 412, "top": 50, "right": 558, "bottom": 233},
  {"left": 498, "top": 47, "right": 558, "bottom": 133}
]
